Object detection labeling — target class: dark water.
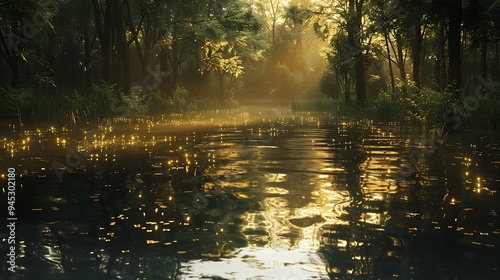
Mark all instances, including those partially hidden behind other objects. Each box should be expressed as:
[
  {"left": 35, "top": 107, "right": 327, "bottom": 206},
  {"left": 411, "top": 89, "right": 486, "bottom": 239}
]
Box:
[{"left": 1, "top": 108, "right": 499, "bottom": 279}]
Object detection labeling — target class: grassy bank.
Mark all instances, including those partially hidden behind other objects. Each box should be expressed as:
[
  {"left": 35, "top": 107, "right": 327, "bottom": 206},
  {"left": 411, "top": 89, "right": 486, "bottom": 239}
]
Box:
[
  {"left": 291, "top": 88, "right": 500, "bottom": 132},
  {"left": 0, "top": 85, "right": 236, "bottom": 125}
]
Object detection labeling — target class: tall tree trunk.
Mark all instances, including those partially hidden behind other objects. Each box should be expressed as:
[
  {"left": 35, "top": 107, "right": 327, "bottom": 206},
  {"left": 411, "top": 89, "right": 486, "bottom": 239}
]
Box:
[
  {"left": 479, "top": 37, "right": 487, "bottom": 81},
  {"left": 140, "top": 23, "right": 153, "bottom": 78},
  {"left": 344, "top": 70, "right": 351, "bottom": 103},
  {"left": 385, "top": 32, "right": 395, "bottom": 97},
  {"left": 412, "top": 23, "right": 422, "bottom": 88},
  {"left": 159, "top": 47, "right": 169, "bottom": 95},
  {"left": 344, "top": 1, "right": 356, "bottom": 104},
  {"left": 448, "top": 0, "right": 462, "bottom": 93},
  {"left": 349, "top": 0, "right": 366, "bottom": 105},
  {"left": 9, "top": 54, "right": 21, "bottom": 87},
  {"left": 420, "top": 31, "right": 428, "bottom": 87},
  {"left": 83, "top": 28, "right": 93, "bottom": 93},
  {"left": 172, "top": 45, "right": 180, "bottom": 95},
  {"left": 0, "top": 20, "right": 23, "bottom": 87},
  {"left": 92, "top": 0, "right": 115, "bottom": 84},
  {"left": 10, "top": 18, "right": 23, "bottom": 87},
  {"left": 272, "top": 19, "right": 276, "bottom": 48},
  {"left": 395, "top": 33, "right": 407, "bottom": 98},
  {"left": 103, "top": 1, "right": 115, "bottom": 84},
  {"left": 355, "top": 57, "right": 366, "bottom": 104},
  {"left": 166, "top": 30, "right": 180, "bottom": 96},
  {"left": 114, "top": 7, "right": 131, "bottom": 93},
  {"left": 495, "top": 42, "right": 500, "bottom": 82},
  {"left": 434, "top": 23, "right": 447, "bottom": 88},
  {"left": 126, "top": 0, "right": 150, "bottom": 80},
  {"left": 219, "top": 71, "right": 225, "bottom": 102}
]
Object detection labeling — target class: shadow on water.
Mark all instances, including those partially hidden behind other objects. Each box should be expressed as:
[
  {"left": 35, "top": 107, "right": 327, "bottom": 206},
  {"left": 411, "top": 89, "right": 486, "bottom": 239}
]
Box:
[{"left": 0, "top": 107, "right": 499, "bottom": 279}]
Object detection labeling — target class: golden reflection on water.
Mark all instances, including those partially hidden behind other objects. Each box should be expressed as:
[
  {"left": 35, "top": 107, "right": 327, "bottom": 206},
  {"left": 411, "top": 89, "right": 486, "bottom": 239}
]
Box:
[{"left": 1, "top": 110, "right": 499, "bottom": 279}]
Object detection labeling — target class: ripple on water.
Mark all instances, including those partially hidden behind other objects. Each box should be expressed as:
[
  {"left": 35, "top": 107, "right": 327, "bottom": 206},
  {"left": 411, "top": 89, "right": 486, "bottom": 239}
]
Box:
[{"left": 2, "top": 110, "right": 499, "bottom": 279}]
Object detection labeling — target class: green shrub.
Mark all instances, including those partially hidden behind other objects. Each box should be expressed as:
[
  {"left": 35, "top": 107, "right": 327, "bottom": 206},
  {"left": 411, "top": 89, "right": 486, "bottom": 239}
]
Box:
[
  {"left": 0, "top": 83, "right": 257, "bottom": 125},
  {"left": 84, "top": 84, "right": 118, "bottom": 119},
  {"left": 369, "top": 91, "right": 406, "bottom": 122},
  {"left": 194, "top": 98, "right": 222, "bottom": 111},
  {"left": 149, "top": 86, "right": 202, "bottom": 115},
  {"left": 170, "top": 86, "right": 190, "bottom": 112},
  {"left": 291, "top": 96, "right": 339, "bottom": 113},
  {"left": 32, "top": 91, "right": 84, "bottom": 123},
  {"left": 0, "top": 87, "right": 35, "bottom": 124},
  {"left": 149, "top": 91, "right": 172, "bottom": 115},
  {"left": 408, "top": 87, "right": 454, "bottom": 125},
  {"left": 471, "top": 98, "right": 500, "bottom": 131},
  {"left": 120, "top": 86, "right": 151, "bottom": 118},
  {"left": 319, "top": 69, "right": 340, "bottom": 99}
]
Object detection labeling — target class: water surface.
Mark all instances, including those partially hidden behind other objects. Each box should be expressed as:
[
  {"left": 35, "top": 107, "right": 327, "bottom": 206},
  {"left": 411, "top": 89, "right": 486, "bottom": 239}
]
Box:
[{"left": 1, "top": 108, "right": 499, "bottom": 279}]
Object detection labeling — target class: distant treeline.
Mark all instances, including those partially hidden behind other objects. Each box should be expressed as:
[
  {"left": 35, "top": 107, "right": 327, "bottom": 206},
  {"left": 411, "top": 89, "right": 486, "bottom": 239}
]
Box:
[{"left": 0, "top": 1, "right": 499, "bottom": 127}]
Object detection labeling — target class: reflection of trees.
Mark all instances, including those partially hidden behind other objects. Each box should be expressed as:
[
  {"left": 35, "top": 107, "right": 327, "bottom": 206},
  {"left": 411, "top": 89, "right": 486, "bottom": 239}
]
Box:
[
  {"left": 319, "top": 123, "right": 500, "bottom": 279},
  {"left": 87, "top": 140, "right": 247, "bottom": 277},
  {"left": 320, "top": 122, "right": 376, "bottom": 277},
  {"left": 14, "top": 130, "right": 251, "bottom": 278},
  {"left": 319, "top": 124, "right": 427, "bottom": 279}
]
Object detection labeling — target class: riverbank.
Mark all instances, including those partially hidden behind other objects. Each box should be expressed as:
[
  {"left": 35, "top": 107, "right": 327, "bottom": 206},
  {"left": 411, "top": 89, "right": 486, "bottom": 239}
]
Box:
[
  {"left": 0, "top": 85, "right": 238, "bottom": 126},
  {"left": 291, "top": 91, "right": 500, "bottom": 132}
]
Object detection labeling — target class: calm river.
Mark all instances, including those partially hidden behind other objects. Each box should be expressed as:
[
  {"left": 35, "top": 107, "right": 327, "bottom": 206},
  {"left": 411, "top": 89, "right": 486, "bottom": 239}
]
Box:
[{"left": 1, "top": 107, "right": 499, "bottom": 279}]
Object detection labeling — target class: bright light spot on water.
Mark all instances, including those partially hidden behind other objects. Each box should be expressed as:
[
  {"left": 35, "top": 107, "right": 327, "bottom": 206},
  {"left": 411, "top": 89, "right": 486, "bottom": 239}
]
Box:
[
  {"left": 361, "top": 212, "right": 381, "bottom": 225},
  {"left": 179, "top": 247, "right": 329, "bottom": 279}
]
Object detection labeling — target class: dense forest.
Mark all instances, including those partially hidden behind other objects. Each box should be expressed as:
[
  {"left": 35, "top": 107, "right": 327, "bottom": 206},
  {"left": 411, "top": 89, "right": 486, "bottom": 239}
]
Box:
[{"left": 0, "top": 0, "right": 499, "bottom": 129}]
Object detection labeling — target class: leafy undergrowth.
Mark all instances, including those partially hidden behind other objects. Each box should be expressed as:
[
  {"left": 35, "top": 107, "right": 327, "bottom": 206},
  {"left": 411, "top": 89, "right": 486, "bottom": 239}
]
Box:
[
  {"left": 0, "top": 84, "right": 236, "bottom": 125},
  {"left": 292, "top": 87, "right": 500, "bottom": 132}
]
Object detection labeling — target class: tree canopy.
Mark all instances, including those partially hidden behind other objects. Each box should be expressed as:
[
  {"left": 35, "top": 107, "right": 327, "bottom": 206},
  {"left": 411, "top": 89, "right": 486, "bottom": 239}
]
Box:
[{"left": 1, "top": 0, "right": 499, "bottom": 123}]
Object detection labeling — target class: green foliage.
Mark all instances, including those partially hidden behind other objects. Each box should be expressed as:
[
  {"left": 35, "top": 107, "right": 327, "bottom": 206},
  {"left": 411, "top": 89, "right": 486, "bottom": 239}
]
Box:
[
  {"left": 194, "top": 98, "right": 225, "bottom": 111},
  {"left": 84, "top": 84, "right": 117, "bottom": 119},
  {"left": 475, "top": 98, "right": 500, "bottom": 131},
  {"left": 292, "top": 87, "right": 462, "bottom": 125},
  {"left": 120, "top": 86, "right": 150, "bottom": 118},
  {"left": 407, "top": 87, "right": 454, "bottom": 124},
  {"left": 292, "top": 95, "right": 375, "bottom": 120},
  {"left": 0, "top": 83, "right": 235, "bottom": 124},
  {"left": 291, "top": 96, "right": 340, "bottom": 113},
  {"left": 319, "top": 68, "right": 339, "bottom": 99},
  {"left": 149, "top": 86, "right": 230, "bottom": 116},
  {"left": 150, "top": 86, "right": 194, "bottom": 114},
  {"left": 269, "top": 63, "right": 300, "bottom": 98},
  {"left": 169, "top": 86, "right": 193, "bottom": 113},
  {"left": 1, "top": 0, "right": 499, "bottom": 131},
  {"left": 0, "top": 87, "right": 85, "bottom": 124},
  {"left": 370, "top": 91, "right": 407, "bottom": 122},
  {"left": 31, "top": 92, "right": 84, "bottom": 123},
  {"left": 149, "top": 91, "right": 171, "bottom": 116},
  {"left": 0, "top": 87, "right": 35, "bottom": 124},
  {"left": 286, "top": 5, "right": 312, "bottom": 26}
]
